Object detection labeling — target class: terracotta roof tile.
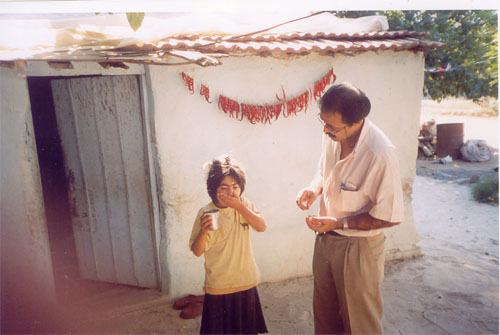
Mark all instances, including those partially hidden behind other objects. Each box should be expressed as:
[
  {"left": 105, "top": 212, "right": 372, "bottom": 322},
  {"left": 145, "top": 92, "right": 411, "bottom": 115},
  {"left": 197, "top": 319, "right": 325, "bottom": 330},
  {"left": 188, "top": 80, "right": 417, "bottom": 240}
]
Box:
[{"left": 149, "top": 31, "right": 443, "bottom": 57}]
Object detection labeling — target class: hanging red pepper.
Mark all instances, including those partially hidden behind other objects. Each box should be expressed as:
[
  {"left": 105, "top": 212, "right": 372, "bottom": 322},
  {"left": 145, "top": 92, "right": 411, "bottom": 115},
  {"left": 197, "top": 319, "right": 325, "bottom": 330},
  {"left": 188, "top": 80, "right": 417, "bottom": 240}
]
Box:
[
  {"left": 302, "top": 90, "right": 311, "bottom": 112},
  {"left": 286, "top": 99, "right": 295, "bottom": 116},
  {"left": 241, "top": 104, "right": 258, "bottom": 124},
  {"left": 272, "top": 103, "right": 284, "bottom": 120},
  {"left": 200, "top": 84, "right": 212, "bottom": 103},
  {"left": 240, "top": 104, "right": 250, "bottom": 123},
  {"left": 218, "top": 95, "right": 240, "bottom": 119},
  {"left": 276, "top": 87, "right": 291, "bottom": 118},
  {"left": 276, "top": 87, "right": 287, "bottom": 103},
  {"left": 251, "top": 105, "right": 260, "bottom": 124},
  {"left": 313, "top": 69, "right": 336, "bottom": 100},
  {"left": 181, "top": 72, "right": 195, "bottom": 94},
  {"left": 262, "top": 105, "right": 272, "bottom": 124}
]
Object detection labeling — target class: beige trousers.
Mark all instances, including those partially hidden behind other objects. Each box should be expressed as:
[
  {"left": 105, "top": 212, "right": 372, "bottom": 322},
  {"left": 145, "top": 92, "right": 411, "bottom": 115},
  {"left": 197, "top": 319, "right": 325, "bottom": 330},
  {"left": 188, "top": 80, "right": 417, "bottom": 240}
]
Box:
[{"left": 313, "top": 232, "right": 386, "bottom": 335}]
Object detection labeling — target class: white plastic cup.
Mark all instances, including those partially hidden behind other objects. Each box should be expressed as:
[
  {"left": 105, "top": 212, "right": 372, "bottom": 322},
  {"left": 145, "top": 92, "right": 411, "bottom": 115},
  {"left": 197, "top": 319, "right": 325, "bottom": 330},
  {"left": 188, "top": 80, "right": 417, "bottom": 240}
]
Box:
[{"left": 204, "top": 209, "right": 220, "bottom": 230}]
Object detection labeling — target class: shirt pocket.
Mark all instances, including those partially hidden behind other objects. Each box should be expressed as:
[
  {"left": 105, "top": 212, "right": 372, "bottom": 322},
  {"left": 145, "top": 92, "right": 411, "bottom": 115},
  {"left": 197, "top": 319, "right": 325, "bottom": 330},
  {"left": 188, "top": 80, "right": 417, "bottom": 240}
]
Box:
[{"left": 340, "top": 189, "right": 369, "bottom": 213}]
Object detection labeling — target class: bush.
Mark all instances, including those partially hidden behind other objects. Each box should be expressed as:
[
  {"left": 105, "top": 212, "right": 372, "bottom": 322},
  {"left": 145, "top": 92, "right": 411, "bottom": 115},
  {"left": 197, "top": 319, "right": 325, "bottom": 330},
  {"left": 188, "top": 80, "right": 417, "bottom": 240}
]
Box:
[{"left": 472, "top": 175, "right": 499, "bottom": 204}]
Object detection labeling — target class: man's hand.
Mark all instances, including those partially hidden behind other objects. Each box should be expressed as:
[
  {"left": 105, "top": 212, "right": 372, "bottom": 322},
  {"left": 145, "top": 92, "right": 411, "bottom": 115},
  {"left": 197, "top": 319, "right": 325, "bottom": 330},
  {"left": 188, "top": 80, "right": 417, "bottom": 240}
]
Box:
[
  {"left": 296, "top": 188, "right": 320, "bottom": 210},
  {"left": 306, "top": 216, "right": 341, "bottom": 233}
]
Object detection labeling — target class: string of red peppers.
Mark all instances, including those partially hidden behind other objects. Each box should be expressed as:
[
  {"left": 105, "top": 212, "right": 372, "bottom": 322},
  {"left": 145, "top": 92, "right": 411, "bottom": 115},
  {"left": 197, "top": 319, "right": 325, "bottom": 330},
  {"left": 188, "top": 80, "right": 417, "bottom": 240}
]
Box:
[
  {"left": 181, "top": 72, "right": 195, "bottom": 94},
  {"left": 181, "top": 69, "right": 336, "bottom": 125}
]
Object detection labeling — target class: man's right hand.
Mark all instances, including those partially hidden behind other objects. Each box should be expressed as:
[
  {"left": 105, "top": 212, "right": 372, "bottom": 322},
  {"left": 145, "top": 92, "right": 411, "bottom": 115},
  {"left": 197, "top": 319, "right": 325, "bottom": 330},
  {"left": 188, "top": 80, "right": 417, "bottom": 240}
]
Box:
[{"left": 296, "top": 189, "right": 319, "bottom": 210}]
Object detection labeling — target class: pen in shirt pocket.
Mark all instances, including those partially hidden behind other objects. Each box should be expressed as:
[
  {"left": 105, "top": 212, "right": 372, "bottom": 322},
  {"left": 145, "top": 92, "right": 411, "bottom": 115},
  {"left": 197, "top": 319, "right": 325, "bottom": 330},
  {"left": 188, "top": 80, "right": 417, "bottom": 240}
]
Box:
[{"left": 340, "top": 181, "right": 358, "bottom": 192}]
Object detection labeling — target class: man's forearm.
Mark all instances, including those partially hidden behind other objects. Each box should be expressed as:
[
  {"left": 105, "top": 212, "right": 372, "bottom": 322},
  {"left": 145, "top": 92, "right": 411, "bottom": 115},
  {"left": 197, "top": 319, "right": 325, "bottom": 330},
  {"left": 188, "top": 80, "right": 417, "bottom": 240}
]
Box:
[
  {"left": 348, "top": 212, "right": 400, "bottom": 230},
  {"left": 309, "top": 173, "right": 323, "bottom": 195}
]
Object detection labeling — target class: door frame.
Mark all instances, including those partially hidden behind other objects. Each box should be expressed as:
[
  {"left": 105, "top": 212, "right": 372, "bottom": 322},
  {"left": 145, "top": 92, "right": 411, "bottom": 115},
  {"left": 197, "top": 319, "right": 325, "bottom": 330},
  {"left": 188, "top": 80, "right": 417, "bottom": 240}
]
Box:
[{"left": 26, "top": 61, "right": 163, "bottom": 290}]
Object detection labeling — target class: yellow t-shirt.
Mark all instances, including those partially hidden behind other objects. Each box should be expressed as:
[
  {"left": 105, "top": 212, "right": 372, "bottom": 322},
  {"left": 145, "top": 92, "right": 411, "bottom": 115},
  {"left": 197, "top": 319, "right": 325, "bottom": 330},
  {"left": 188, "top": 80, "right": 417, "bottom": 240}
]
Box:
[{"left": 189, "top": 197, "right": 261, "bottom": 295}]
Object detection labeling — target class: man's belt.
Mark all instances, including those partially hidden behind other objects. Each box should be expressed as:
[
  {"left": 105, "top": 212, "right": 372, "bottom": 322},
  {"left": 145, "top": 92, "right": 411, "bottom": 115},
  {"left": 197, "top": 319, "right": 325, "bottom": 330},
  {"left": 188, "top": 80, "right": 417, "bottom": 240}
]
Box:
[{"left": 316, "top": 230, "right": 342, "bottom": 236}]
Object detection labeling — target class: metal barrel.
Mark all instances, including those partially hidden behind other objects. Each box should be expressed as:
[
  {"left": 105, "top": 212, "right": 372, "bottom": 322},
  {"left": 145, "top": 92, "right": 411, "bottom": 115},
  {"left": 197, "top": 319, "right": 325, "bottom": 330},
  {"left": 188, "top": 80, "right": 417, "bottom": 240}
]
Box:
[{"left": 436, "top": 123, "right": 464, "bottom": 159}]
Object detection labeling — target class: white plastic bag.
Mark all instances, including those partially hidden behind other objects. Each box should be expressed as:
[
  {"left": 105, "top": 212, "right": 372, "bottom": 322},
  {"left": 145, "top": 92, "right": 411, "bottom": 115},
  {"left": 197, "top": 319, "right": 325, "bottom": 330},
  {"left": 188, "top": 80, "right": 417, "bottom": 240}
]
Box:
[{"left": 460, "top": 140, "right": 492, "bottom": 162}]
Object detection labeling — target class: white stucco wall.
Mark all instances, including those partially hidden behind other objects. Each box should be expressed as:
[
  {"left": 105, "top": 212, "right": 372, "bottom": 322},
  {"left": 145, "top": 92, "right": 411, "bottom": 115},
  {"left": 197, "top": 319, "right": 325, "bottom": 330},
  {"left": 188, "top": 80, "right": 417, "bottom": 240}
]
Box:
[
  {"left": 0, "top": 65, "right": 57, "bottom": 325},
  {"left": 0, "top": 49, "right": 425, "bottom": 303},
  {"left": 149, "top": 50, "right": 425, "bottom": 298}
]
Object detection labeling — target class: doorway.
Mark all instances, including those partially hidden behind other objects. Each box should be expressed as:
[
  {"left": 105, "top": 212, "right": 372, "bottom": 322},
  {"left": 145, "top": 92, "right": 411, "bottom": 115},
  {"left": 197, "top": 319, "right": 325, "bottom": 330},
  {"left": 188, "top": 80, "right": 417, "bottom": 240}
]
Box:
[
  {"left": 28, "top": 75, "right": 159, "bottom": 305},
  {"left": 28, "top": 76, "right": 83, "bottom": 304}
]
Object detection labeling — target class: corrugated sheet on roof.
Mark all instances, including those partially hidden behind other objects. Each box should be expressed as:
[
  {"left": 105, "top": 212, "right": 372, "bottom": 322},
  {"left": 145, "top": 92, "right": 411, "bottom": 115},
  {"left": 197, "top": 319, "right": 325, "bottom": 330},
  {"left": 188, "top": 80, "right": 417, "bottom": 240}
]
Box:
[
  {"left": 0, "top": 13, "right": 445, "bottom": 66},
  {"left": 0, "top": 34, "right": 444, "bottom": 67}
]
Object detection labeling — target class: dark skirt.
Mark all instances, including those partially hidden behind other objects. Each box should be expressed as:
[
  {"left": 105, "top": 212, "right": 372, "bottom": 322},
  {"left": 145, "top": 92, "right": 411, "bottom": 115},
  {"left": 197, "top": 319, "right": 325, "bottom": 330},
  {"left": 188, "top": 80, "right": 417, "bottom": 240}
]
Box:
[{"left": 200, "top": 286, "right": 268, "bottom": 335}]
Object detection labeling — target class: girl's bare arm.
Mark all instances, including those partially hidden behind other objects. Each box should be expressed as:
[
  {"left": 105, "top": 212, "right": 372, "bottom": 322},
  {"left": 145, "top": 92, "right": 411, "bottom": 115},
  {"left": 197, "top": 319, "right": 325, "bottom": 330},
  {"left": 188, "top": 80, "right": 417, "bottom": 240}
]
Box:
[
  {"left": 219, "top": 194, "right": 266, "bottom": 232},
  {"left": 191, "top": 215, "right": 212, "bottom": 256},
  {"left": 237, "top": 204, "right": 266, "bottom": 232}
]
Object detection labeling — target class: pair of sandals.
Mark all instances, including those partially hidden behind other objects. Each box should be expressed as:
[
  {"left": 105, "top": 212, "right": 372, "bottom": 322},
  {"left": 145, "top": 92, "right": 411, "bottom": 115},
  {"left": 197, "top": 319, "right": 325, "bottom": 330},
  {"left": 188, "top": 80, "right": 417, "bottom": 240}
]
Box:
[{"left": 173, "top": 294, "right": 205, "bottom": 319}]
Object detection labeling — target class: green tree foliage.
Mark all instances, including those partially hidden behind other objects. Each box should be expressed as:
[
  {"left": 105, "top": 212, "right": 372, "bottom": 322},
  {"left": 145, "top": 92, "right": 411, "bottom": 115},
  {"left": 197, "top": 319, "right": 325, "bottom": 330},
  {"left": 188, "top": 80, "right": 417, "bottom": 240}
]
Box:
[
  {"left": 126, "top": 12, "right": 145, "bottom": 32},
  {"left": 336, "top": 10, "right": 498, "bottom": 101}
]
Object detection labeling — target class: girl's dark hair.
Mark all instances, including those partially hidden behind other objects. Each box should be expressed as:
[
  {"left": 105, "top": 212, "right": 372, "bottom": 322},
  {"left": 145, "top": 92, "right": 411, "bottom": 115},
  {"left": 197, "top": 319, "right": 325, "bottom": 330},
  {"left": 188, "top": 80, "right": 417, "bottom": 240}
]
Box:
[
  {"left": 206, "top": 155, "right": 246, "bottom": 204},
  {"left": 319, "top": 83, "right": 371, "bottom": 126}
]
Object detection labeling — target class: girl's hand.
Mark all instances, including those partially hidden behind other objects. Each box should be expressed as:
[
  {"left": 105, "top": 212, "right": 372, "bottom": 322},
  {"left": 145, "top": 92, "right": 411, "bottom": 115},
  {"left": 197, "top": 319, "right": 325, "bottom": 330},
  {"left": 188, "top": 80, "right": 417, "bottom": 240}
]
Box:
[
  {"left": 200, "top": 214, "right": 213, "bottom": 233},
  {"left": 218, "top": 193, "right": 243, "bottom": 210}
]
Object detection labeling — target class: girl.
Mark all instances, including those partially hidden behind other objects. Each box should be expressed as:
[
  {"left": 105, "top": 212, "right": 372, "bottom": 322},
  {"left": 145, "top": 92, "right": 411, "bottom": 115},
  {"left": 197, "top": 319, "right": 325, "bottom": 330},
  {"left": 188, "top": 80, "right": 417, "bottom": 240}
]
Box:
[{"left": 189, "top": 155, "right": 268, "bottom": 335}]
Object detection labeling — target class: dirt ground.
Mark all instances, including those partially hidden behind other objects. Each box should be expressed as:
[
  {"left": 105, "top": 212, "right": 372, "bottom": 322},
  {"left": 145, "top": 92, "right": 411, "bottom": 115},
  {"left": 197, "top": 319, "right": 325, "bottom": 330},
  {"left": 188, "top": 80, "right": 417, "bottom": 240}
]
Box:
[
  {"left": 18, "top": 99, "right": 499, "bottom": 334},
  {"left": 42, "top": 158, "right": 498, "bottom": 335}
]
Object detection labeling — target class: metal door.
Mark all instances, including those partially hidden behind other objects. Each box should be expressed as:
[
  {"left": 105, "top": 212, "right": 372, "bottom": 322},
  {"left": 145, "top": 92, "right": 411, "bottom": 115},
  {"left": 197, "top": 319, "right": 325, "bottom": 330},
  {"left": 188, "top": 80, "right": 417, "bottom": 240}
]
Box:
[{"left": 51, "top": 75, "right": 157, "bottom": 288}]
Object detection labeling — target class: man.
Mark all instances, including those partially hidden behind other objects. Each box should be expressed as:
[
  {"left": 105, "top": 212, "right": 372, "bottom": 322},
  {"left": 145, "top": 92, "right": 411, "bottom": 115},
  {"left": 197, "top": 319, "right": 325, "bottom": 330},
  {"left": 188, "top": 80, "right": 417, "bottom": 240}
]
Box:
[{"left": 296, "top": 82, "right": 404, "bottom": 334}]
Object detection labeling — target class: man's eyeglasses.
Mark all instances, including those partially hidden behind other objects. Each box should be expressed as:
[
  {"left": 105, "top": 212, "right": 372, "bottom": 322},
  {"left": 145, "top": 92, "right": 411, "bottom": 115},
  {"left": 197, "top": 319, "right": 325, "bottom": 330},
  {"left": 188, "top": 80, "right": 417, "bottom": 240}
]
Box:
[{"left": 317, "top": 114, "right": 346, "bottom": 135}]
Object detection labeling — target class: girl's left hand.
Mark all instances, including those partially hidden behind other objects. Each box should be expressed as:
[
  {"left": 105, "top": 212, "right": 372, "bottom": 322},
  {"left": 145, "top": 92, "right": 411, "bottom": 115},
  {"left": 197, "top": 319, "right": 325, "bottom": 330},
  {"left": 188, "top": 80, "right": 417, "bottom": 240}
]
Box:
[{"left": 218, "top": 193, "right": 243, "bottom": 210}]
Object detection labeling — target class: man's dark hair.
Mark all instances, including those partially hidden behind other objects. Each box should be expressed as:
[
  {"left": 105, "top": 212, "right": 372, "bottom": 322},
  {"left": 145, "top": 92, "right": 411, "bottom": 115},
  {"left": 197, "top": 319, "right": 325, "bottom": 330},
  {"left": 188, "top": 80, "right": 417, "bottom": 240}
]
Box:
[
  {"left": 319, "top": 83, "right": 371, "bottom": 126},
  {"left": 206, "top": 155, "right": 246, "bottom": 204}
]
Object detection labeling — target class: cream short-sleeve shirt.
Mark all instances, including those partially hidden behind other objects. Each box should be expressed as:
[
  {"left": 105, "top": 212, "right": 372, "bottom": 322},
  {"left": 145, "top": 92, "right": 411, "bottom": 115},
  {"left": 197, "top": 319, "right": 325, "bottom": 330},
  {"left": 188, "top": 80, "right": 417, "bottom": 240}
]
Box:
[
  {"left": 189, "top": 197, "right": 261, "bottom": 294},
  {"left": 318, "top": 118, "right": 404, "bottom": 237}
]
